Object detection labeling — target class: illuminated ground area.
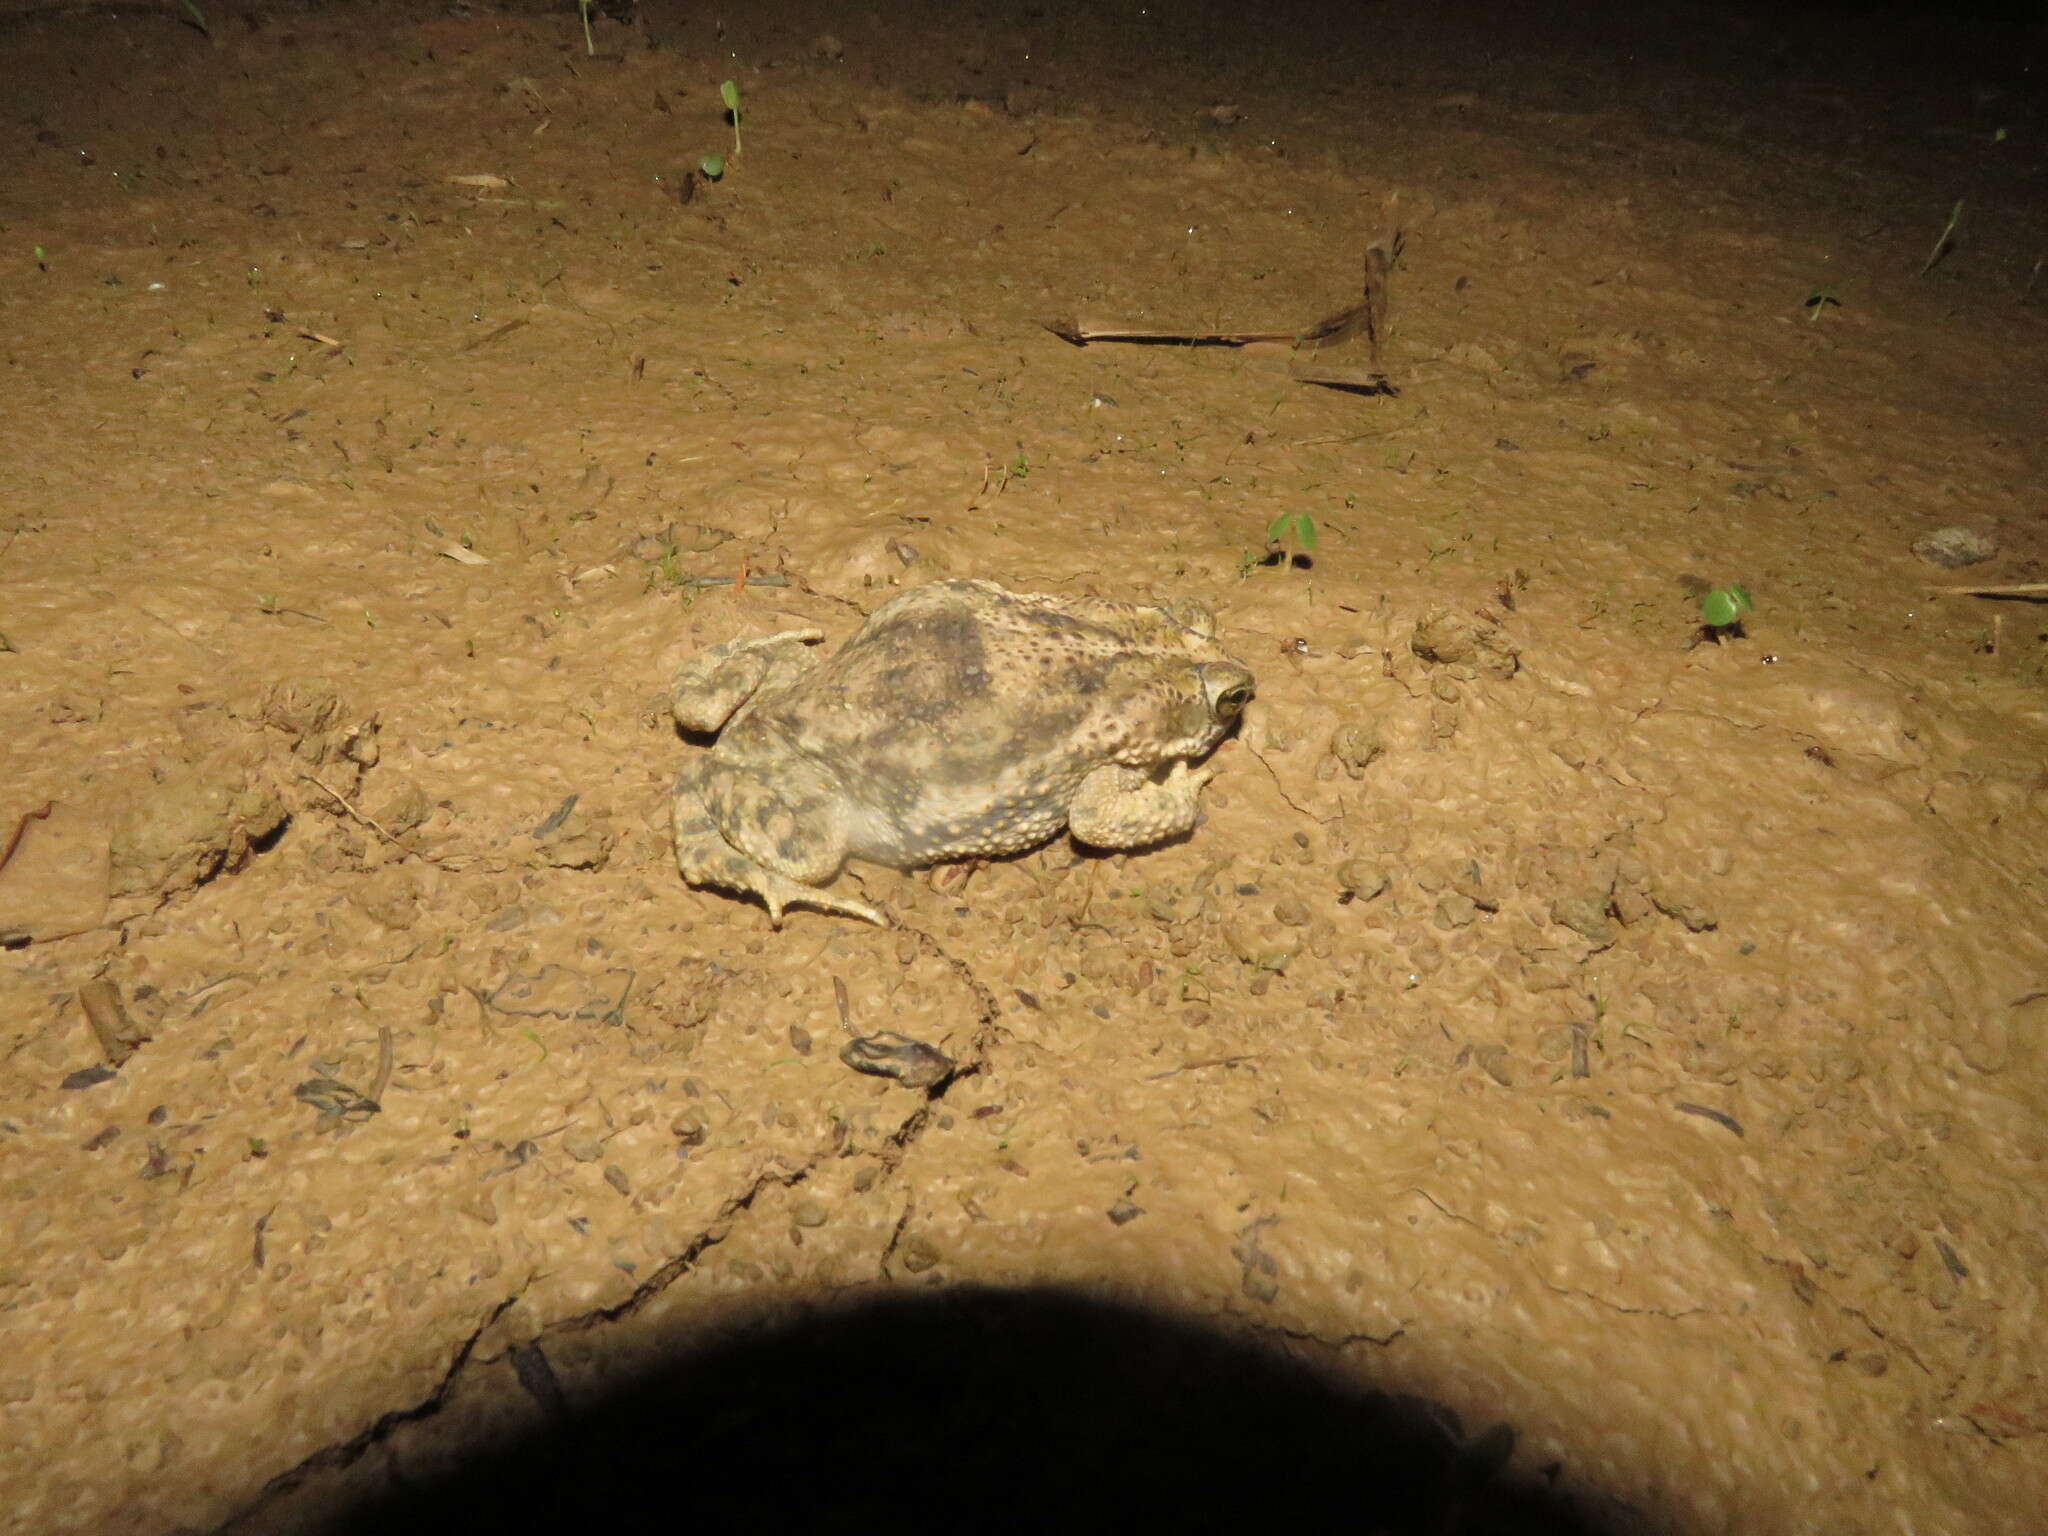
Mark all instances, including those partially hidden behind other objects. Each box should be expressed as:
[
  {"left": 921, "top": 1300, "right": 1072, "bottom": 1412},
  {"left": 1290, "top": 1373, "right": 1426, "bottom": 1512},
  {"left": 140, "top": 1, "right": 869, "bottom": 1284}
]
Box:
[{"left": 0, "top": 2, "right": 2043, "bottom": 1531}]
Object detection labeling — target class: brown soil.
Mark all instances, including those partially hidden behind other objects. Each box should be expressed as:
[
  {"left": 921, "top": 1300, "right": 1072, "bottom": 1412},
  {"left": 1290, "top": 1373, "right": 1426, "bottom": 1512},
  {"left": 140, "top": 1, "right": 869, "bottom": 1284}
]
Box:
[{"left": 3, "top": 1, "right": 2045, "bottom": 1532}]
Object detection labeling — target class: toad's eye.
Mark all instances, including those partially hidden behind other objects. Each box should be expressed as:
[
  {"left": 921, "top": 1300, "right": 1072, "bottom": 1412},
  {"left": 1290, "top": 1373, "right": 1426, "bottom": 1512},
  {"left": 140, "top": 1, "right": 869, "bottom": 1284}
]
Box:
[{"left": 1213, "top": 684, "right": 1252, "bottom": 717}]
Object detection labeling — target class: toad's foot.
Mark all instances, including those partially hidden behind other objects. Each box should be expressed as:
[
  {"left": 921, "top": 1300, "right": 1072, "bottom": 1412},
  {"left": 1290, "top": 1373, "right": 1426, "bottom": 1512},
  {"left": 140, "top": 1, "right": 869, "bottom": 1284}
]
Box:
[
  {"left": 671, "top": 764, "right": 886, "bottom": 927},
  {"left": 1067, "top": 758, "right": 1216, "bottom": 849}
]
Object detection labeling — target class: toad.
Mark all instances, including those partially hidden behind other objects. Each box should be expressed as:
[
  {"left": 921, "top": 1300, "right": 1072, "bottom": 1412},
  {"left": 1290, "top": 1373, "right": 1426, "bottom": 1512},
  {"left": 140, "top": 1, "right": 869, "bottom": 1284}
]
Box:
[{"left": 669, "top": 579, "right": 1254, "bottom": 925}]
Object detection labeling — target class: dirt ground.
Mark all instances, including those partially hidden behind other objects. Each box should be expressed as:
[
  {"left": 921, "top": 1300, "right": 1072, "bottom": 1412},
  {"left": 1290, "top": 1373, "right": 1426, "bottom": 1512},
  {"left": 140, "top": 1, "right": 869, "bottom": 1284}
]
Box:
[{"left": 2, "top": 0, "right": 2045, "bottom": 1531}]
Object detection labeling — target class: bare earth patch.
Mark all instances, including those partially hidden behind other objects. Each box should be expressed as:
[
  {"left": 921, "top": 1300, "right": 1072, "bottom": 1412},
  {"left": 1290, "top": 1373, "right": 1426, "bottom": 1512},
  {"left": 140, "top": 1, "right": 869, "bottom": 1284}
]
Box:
[{"left": 1, "top": 1, "right": 2044, "bottom": 1532}]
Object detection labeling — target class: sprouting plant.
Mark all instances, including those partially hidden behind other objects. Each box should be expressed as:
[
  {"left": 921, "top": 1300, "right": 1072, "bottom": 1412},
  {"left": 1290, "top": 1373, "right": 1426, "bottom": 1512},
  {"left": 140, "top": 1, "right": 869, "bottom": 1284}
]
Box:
[
  {"left": 577, "top": 0, "right": 595, "bottom": 55},
  {"left": 1803, "top": 285, "right": 1840, "bottom": 322},
  {"left": 178, "top": 0, "right": 209, "bottom": 36},
  {"left": 995, "top": 451, "right": 1030, "bottom": 492},
  {"left": 1264, "top": 511, "right": 1317, "bottom": 567},
  {"left": 1699, "top": 583, "right": 1753, "bottom": 639},
  {"left": 721, "top": 79, "right": 743, "bottom": 157},
  {"left": 699, "top": 154, "right": 726, "bottom": 181}
]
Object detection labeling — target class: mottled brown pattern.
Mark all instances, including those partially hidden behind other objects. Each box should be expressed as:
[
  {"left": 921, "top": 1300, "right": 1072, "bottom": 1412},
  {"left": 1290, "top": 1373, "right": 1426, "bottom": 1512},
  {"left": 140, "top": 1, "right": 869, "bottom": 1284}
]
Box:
[{"left": 668, "top": 580, "right": 1254, "bottom": 925}]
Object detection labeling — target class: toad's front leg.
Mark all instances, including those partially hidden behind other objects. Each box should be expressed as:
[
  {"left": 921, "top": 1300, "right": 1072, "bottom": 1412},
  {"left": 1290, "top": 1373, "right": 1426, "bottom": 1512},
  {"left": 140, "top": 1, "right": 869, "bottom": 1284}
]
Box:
[{"left": 1066, "top": 758, "right": 1216, "bottom": 850}]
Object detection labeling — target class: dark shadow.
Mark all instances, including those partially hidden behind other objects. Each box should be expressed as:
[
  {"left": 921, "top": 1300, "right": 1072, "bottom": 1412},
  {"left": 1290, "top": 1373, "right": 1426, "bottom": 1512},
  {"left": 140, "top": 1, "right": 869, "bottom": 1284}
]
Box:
[{"left": 312, "top": 1285, "right": 1637, "bottom": 1536}]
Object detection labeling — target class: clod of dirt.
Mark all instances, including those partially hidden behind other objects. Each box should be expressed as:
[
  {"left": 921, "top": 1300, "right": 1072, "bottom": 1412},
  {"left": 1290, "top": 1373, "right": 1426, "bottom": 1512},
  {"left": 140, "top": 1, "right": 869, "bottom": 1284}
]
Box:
[
  {"left": 1409, "top": 610, "right": 1520, "bottom": 680},
  {"left": 1436, "top": 893, "right": 1480, "bottom": 928},
  {"left": 897, "top": 1235, "right": 942, "bottom": 1274},
  {"left": 108, "top": 766, "right": 286, "bottom": 901},
  {"left": 1335, "top": 858, "right": 1391, "bottom": 901},
  {"left": 1328, "top": 721, "right": 1385, "bottom": 778},
  {"left": 1470, "top": 1041, "right": 1514, "bottom": 1086},
  {"left": 1273, "top": 895, "right": 1312, "bottom": 927},
  {"left": 371, "top": 780, "right": 433, "bottom": 839},
  {"left": 533, "top": 803, "right": 616, "bottom": 870},
  {"left": 1909, "top": 525, "right": 1997, "bottom": 568},
  {"left": 262, "top": 678, "right": 380, "bottom": 785},
  {"left": 1647, "top": 885, "right": 1718, "bottom": 932},
  {"left": 261, "top": 679, "right": 348, "bottom": 738},
  {"left": 840, "top": 1031, "right": 954, "bottom": 1088},
  {"left": 349, "top": 868, "right": 421, "bottom": 930},
  {"left": 1548, "top": 892, "right": 1618, "bottom": 948},
  {"left": 1225, "top": 920, "right": 1302, "bottom": 972}
]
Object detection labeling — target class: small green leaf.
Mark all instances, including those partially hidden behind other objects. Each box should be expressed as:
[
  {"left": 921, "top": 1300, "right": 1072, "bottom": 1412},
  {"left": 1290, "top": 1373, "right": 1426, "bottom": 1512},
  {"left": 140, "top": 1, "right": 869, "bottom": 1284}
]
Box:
[
  {"left": 720, "top": 79, "right": 743, "bottom": 155},
  {"left": 1294, "top": 512, "right": 1318, "bottom": 551},
  {"left": 1700, "top": 584, "right": 1753, "bottom": 628},
  {"left": 1265, "top": 513, "right": 1292, "bottom": 544},
  {"left": 699, "top": 154, "right": 725, "bottom": 179}
]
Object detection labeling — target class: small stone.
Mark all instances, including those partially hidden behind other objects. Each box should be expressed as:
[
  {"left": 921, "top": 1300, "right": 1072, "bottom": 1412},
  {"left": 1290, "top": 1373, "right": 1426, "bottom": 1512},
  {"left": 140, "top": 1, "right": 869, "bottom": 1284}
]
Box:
[
  {"left": 603, "top": 1164, "right": 632, "bottom": 1196},
  {"left": 1909, "top": 526, "right": 1996, "bottom": 569},
  {"left": 792, "top": 1198, "right": 829, "bottom": 1228}
]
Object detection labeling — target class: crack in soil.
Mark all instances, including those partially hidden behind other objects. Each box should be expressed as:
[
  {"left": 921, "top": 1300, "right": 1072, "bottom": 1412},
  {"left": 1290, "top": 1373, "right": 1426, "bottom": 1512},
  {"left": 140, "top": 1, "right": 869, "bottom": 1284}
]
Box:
[
  {"left": 228, "top": 1287, "right": 527, "bottom": 1520},
  {"left": 220, "top": 917, "right": 1010, "bottom": 1527}
]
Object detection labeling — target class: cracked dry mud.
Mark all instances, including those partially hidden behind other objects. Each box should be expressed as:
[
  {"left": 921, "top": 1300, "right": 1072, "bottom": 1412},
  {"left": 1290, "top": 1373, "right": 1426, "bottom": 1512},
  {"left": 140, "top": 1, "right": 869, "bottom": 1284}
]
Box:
[{"left": 2, "top": 2, "right": 2046, "bottom": 1533}]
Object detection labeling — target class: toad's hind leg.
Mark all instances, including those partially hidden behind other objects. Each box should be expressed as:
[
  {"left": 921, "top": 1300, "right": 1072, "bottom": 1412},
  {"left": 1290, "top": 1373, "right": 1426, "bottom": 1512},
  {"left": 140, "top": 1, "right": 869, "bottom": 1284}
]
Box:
[
  {"left": 670, "top": 629, "right": 826, "bottom": 733},
  {"left": 1066, "top": 759, "right": 1215, "bottom": 849},
  {"left": 671, "top": 759, "right": 885, "bottom": 927}
]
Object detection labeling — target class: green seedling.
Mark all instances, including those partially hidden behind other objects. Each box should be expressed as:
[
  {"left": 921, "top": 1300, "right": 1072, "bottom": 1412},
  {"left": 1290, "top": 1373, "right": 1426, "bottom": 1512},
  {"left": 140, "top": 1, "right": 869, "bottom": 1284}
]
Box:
[
  {"left": 721, "top": 79, "right": 743, "bottom": 157},
  {"left": 577, "top": 0, "right": 594, "bottom": 56},
  {"left": 1803, "top": 285, "right": 1840, "bottom": 321},
  {"left": 1699, "top": 583, "right": 1753, "bottom": 639},
  {"left": 178, "top": 0, "right": 209, "bottom": 36},
  {"left": 1263, "top": 511, "right": 1318, "bottom": 568},
  {"left": 699, "top": 154, "right": 726, "bottom": 180},
  {"left": 32, "top": 245, "right": 47, "bottom": 272}
]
